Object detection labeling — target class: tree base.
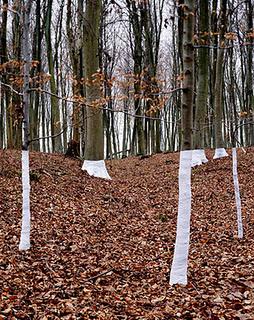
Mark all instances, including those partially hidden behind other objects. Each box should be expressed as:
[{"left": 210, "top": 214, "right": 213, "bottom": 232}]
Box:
[{"left": 82, "top": 160, "right": 111, "bottom": 180}]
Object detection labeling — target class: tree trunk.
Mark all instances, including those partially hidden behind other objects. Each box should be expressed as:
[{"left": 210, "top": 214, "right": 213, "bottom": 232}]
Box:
[
  {"left": 7, "top": 0, "right": 22, "bottom": 149},
  {"left": 66, "top": 0, "right": 84, "bottom": 146},
  {"left": 194, "top": 0, "right": 209, "bottom": 149},
  {"left": 181, "top": 0, "right": 194, "bottom": 150},
  {"left": 83, "top": 0, "right": 104, "bottom": 160},
  {"left": 19, "top": 0, "right": 33, "bottom": 251},
  {"left": 0, "top": 0, "right": 8, "bottom": 148},
  {"left": 30, "top": 0, "right": 41, "bottom": 151},
  {"left": 246, "top": 0, "right": 253, "bottom": 145},
  {"left": 214, "top": 0, "right": 227, "bottom": 149}
]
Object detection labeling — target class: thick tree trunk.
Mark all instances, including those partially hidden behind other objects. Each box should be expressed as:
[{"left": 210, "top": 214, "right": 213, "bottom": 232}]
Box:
[{"left": 83, "top": 0, "right": 104, "bottom": 160}]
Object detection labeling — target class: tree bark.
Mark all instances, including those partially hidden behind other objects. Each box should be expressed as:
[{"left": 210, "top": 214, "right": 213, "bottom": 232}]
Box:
[
  {"left": 19, "top": 0, "right": 33, "bottom": 251},
  {"left": 30, "top": 0, "right": 41, "bottom": 151},
  {"left": 214, "top": 0, "right": 227, "bottom": 149},
  {"left": 181, "top": 0, "right": 194, "bottom": 150},
  {"left": 194, "top": 0, "right": 209, "bottom": 149},
  {"left": 246, "top": 0, "right": 253, "bottom": 145},
  {"left": 0, "top": 0, "right": 8, "bottom": 148},
  {"left": 83, "top": 0, "right": 104, "bottom": 160}
]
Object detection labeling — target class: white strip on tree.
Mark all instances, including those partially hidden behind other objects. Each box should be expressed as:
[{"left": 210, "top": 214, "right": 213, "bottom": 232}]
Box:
[
  {"left": 170, "top": 150, "right": 192, "bottom": 285},
  {"left": 191, "top": 149, "right": 202, "bottom": 166},
  {"left": 82, "top": 160, "right": 111, "bottom": 180},
  {"left": 191, "top": 149, "right": 208, "bottom": 167},
  {"left": 19, "top": 150, "right": 31, "bottom": 250},
  {"left": 213, "top": 148, "right": 229, "bottom": 159},
  {"left": 200, "top": 149, "right": 208, "bottom": 163},
  {"left": 232, "top": 148, "right": 243, "bottom": 238}
]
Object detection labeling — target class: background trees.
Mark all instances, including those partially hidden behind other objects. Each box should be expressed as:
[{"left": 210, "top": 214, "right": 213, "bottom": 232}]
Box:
[{"left": 0, "top": 0, "right": 253, "bottom": 156}]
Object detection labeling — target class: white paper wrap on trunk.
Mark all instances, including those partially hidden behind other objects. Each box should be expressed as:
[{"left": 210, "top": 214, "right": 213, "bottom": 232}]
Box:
[
  {"left": 191, "top": 149, "right": 208, "bottom": 167},
  {"left": 82, "top": 160, "right": 111, "bottom": 180},
  {"left": 19, "top": 150, "right": 31, "bottom": 250},
  {"left": 170, "top": 150, "right": 192, "bottom": 285},
  {"left": 232, "top": 148, "right": 243, "bottom": 238},
  {"left": 213, "top": 148, "right": 229, "bottom": 159}
]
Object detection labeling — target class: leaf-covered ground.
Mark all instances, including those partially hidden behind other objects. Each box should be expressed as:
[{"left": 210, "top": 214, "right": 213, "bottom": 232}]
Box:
[{"left": 0, "top": 148, "right": 254, "bottom": 320}]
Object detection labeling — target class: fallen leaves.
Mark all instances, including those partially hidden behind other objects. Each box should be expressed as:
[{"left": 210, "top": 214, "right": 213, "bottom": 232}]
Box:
[{"left": 0, "top": 148, "right": 254, "bottom": 319}]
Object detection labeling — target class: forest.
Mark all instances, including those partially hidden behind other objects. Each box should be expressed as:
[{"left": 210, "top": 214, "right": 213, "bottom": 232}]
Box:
[
  {"left": 0, "top": 0, "right": 253, "bottom": 156},
  {"left": 0, "top": 0, "right": 254, "bottom": 319}
]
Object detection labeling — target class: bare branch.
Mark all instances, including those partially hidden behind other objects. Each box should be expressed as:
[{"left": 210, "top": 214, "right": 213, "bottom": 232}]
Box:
[
  {"left": 85, "top": 269, "right": 114, "bottom": 282},
  {"left": 194, "top": 43, "right": 254, "bottom": 50},
  {"left": 0, "top": 81, "right": 23, "bottom": 96},
  {"left": 31, "top": 87, "right": 180, "bottom": 123},
  {"left": 29, "top": 127, "right": 68, "bottom": 144}
]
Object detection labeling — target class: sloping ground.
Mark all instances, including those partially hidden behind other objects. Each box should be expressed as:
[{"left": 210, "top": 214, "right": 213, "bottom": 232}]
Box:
[{"left": 0, "top": 148, "right": 254, "bottom": 320}]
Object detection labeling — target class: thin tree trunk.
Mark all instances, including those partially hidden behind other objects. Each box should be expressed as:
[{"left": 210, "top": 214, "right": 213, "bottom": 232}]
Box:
[
  {"left": 19, "top": 0, "right": 33, "bottom": 251},
  {"left": 246, "top": 0, "right": 253, "bottom": 145},
  {"left": 194, "top": 0, "right": 209, "bottom": 149},
  {"left": 0, "top": 0, "right": 8, "bottom": 148},
  {"left": 7, "top": 0, "right": 22, "bottom": 149},
  {"left": 30, "top": 0, "right": 41, "bottom": 151},
  {"left": 66, "top": 0, "right": 84, "bottom": 145},
  {"left": 214, "top": 0, "right": 227, "bottom": 149},
  {"left": 181, "top": 0, "right": 194, "bottom": 150}
]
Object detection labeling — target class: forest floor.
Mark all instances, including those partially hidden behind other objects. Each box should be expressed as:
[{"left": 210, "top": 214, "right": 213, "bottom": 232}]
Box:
[{"left": 0, "top": 148, "right": 254, "bottom": 320}]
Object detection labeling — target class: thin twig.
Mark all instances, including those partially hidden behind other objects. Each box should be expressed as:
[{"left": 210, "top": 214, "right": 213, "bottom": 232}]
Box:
[
  {"left": 232, "top": 121, "right": 254, "bottom": 146},
  {"left": 31, "top": 88, "right": 77, "bottom": 104},
  {"left": 85, "top": 269, "right": 114, "bottom": 282},
  {"left": 0, "top": 81, "right": 23, "bottom": 96},
  {"left": 194, "top": 43, "right": 254, "bottom": 50},
  {"left": 29, "top": 127, "right": 68, "bottom": 143}
]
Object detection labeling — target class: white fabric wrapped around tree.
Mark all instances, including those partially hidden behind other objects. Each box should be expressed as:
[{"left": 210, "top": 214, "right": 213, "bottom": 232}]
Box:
[
  {"left": 213, "top": 148, "right": 229, "bottom": 159},
  {"left": 19, "top": 150, "right": 31, "bottom": 250},
  {"left": 232, "top": 148, "right": 243, "bottom": 238},
  {"left": 170, "top": 150, "right": 192, "bottom": 285},
  {"left": 82, "top": 160, "right": 111, "bottom": 180},
  {"left": 191, "top": 149, "right": 208, "bottom": 167}
]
